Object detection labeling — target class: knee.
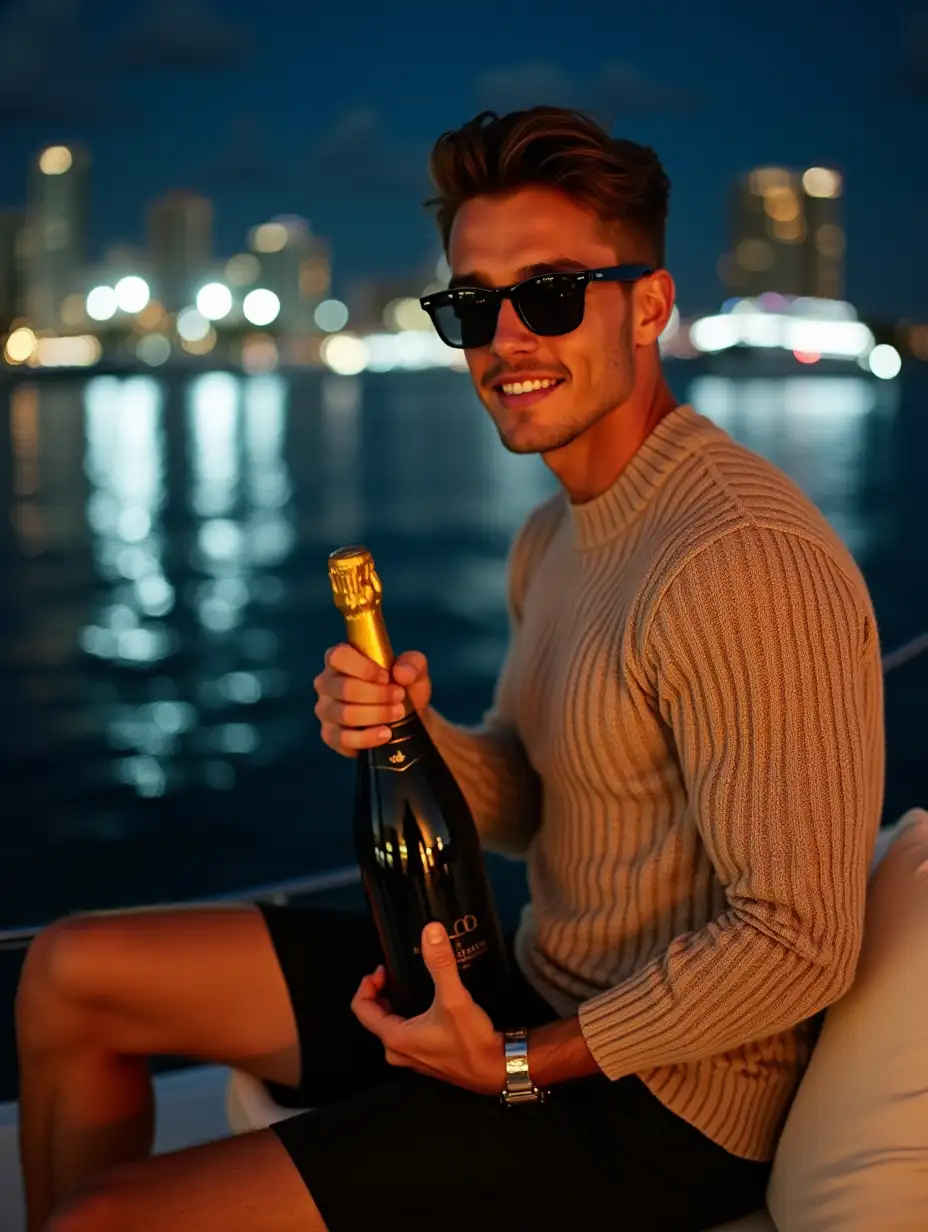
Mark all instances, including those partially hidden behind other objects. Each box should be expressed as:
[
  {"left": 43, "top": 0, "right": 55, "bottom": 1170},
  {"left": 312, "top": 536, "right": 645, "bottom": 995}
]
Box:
[{"left": 15, "top": 915, "right": 110, "bottom": 1046}]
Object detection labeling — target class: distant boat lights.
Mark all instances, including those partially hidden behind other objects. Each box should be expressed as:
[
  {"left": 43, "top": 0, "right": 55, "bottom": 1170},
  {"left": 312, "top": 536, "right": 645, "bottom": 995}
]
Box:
[{"left": 689, "top": 296, "right": 901, "bottom": 378}]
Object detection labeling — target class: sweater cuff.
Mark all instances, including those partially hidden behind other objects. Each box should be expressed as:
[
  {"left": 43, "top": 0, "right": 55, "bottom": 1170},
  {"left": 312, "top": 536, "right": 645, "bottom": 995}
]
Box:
[{"left": 577, "top": 968, "right": 691, "bottom": 1080}]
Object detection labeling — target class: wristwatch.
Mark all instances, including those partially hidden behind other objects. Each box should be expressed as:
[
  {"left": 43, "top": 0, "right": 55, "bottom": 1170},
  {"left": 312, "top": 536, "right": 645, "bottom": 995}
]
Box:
[{"left": 499, "top": 1027, "right": 547, "bottom": 1106}]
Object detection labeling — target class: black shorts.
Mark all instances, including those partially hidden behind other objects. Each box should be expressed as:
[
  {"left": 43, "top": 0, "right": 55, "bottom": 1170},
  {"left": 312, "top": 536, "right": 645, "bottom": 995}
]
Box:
[{"left": 257, "top": 903, "right": 770, "bottom": 1232}]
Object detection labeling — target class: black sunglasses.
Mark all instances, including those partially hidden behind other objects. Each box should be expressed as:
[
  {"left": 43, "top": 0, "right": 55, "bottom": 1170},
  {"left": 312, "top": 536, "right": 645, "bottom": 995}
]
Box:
[{"left": 419, "top": 264, "right": 653, "bottom": 350}]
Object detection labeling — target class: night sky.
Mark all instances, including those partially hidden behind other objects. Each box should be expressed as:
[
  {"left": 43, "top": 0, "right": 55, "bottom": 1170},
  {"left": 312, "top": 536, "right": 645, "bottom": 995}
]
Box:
[{"left": 0, "top": 0, "right": 923, "bottom": 318}]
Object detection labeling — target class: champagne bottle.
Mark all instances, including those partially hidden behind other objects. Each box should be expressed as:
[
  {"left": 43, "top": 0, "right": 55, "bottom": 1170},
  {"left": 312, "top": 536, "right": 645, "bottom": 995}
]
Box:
[{"left": 328, "top": 545, "right": 510, "bottom": 1021}]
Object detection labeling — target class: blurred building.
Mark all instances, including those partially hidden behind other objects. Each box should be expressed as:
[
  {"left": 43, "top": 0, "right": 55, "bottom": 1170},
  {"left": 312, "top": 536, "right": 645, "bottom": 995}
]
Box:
[
  {"left": 0, "top": 210, "right": 25, "bottom": 331},
  {"left": 147, "top": 190, "right": 213, "bottom": 314},
  {"left": 720, "top": 166, "right": 845, "bottom": 300},
  {"left": 903, "top": 322, "right": 928, "bottom": 361},
  {"left": 344, "top": 269, "right": 436, "bottom": 334},
  {"left": 22, "top": 144, "right": 90, "bottom": 332},
  {"left": 248, "top": 216, "right": 330, "bottom": 334}
]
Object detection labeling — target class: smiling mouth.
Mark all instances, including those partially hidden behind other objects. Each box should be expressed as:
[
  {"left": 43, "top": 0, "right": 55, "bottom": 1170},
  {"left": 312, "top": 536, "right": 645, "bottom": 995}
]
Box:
[{"left": 494, "top": 377, "right": 564, "bottom": 396}]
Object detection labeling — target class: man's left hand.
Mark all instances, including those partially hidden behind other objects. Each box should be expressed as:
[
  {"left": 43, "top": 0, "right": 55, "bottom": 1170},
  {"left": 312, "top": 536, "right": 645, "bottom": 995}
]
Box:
[{"left": 351, "top": 921, "right": 505, "bottom": 1095}]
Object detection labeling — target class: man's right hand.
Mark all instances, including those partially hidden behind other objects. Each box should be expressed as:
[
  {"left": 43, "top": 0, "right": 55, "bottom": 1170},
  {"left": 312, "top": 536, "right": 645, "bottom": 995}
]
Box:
[{"left": 313, "top": 645, "right": 433, "bottom": 757}]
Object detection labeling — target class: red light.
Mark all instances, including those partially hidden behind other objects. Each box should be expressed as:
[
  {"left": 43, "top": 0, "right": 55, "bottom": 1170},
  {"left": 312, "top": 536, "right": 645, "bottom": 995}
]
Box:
[{"left": 793, "top": 350, "right": 821, "bottom": 364}]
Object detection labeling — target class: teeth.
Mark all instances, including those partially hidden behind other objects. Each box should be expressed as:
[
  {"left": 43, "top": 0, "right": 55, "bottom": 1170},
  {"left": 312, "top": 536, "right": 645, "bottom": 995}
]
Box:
[{"left": 500, "top": 378, "right": 559, "bottom": 395}]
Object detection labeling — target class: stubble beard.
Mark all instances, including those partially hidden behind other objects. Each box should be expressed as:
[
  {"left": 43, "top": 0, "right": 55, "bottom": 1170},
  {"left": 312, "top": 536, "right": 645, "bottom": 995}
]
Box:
[{"left": 493, "top": 359, "right": 635, "bottom": 457}]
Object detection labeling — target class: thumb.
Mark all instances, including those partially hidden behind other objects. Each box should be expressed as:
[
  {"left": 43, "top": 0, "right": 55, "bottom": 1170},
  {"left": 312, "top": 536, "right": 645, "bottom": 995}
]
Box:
[
  {"left": 393, "top": 650, "right": 428, "bottom": 687},
  {"left": 421, "top": 922, "right": 468, "bottom": 1008}
]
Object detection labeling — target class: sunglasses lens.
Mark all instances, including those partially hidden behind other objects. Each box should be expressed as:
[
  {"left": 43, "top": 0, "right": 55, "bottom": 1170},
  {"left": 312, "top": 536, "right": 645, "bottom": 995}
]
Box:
[
  {"left": 428, "top": 276, "right": 588, "bottom": 348},
  {"left": 516, "top": 275, "right": 586, "bottom": 336},
  {"left": 433, "top": 290, "right": 498, "bottom": 349}
]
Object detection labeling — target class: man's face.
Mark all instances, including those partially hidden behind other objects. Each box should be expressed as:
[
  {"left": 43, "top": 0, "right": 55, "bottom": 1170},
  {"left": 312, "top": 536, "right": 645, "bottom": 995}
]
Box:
[{"left": 447, "top": 185, "right": 640, "bottom": 455}]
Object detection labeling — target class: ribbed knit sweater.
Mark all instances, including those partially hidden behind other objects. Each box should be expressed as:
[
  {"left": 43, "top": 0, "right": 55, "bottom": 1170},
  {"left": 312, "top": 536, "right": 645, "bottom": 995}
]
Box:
[{"left": 425, "top": 402, "right": 885, "bottom": 1161}]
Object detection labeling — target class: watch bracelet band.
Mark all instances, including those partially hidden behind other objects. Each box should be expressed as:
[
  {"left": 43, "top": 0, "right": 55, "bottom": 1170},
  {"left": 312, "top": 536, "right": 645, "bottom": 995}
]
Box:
[{"left": 500, "top": 1027, "right": 547, "bottom": 1105}]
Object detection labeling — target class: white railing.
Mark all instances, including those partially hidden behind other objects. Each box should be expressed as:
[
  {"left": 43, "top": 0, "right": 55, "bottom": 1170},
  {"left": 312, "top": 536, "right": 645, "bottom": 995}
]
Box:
[
  {"left": 0, "top": 864, "right": 363, "bottom": 952},
  {"left": 0, "top": 630, "right": 925, "bottom": 953},
  {"left": 880, "top": 630, "right": 928, "bottom": 676}
]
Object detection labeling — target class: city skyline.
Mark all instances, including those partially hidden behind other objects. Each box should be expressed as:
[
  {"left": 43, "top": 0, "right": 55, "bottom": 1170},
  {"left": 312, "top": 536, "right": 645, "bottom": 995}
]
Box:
[
  {"left": 0, "top": 136, "right": 878, "bottom": 331},
  {"left": 0, "top": 132, "right": 911, "bottom": 378},
  {"left": 0, "top": 0, "right": 923, "bottom": 320}
]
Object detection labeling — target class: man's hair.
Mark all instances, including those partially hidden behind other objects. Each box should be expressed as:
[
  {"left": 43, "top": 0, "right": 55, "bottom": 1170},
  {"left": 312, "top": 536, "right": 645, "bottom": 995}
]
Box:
[{"left": 424, "top": 106, "right": 671, "bottom": 268}]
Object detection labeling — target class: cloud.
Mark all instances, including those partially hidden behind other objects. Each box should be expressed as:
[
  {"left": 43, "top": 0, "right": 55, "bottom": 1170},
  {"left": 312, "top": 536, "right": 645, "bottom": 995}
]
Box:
[
  {"left": 110, "top": 0, "right": 252, "bottom": 72},
  {"left": 474, "top": 59, "right": 699, "bottom": 122},
  {"left": 303, "top": 108, "right": 431, "bottom": 200},
  {"left": 0, "top": 0, "right": 103, "bottom": 123}
]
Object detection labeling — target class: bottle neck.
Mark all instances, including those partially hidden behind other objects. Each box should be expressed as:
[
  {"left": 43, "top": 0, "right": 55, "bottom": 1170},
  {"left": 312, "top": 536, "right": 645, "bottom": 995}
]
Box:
[
  {"left": 344, "top": 607, "right": 394, "bottom": 672},
  {"left": 344, "top": 607, "right": 414, "bottom": 719}
]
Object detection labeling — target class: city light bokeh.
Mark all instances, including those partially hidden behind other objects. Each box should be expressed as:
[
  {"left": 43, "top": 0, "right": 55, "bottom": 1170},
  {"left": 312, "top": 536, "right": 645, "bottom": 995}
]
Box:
[
  {"left": 0, "top": 142, "right": 917, "bottom": 380},
  {"left": 242, "top": 288, "right": 281, "bottom": 327},
  {"left": 114, "top": 276, "right": 150, "bottom": 314},
  {"left": 196, "top": 283, "right": 234, "bottom": 321}
]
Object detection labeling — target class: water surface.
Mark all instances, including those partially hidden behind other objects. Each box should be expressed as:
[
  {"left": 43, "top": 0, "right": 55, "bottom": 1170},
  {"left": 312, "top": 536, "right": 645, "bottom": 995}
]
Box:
[{"left": 0, "top": 365, "right": 924, "bottom": 927}]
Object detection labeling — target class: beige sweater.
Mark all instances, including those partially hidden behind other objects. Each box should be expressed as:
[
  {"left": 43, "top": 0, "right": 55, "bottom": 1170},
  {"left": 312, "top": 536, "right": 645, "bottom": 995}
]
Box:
[{"left": 425, "top": 402, "right": 884, "bottom": 1161}]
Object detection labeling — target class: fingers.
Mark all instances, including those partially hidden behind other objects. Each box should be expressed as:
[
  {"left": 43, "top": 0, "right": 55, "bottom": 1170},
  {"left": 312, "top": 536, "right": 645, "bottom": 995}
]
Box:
[
  {"left": 352, "top": 967, "right": 385, "bottom": 1002},
  {"left": 320, "top": 673, "right": 406, "bottom": 706},
  {"left": 420, "top": 923, "right": 470, "bottom": 1010},
  {"left": 325, "top": 643, "right": 390, "bottom": 683},
  {"left": 315, "top": 698, "right": 406, "bottom": 729},
  {"left": 315, "top": 643, "right": 419, "bottom": 757},
  {"left": 319, "top": 722, "right": 391, "bottom": 753},
  {"left": 313, "top": 650, "right": 404, "bottom": 753},
  {"left": 393, "top": 650, "right": 428, "bottom": 687},
  {"left": 351, "top": 968, "right": 406, "bottom": 1041}
]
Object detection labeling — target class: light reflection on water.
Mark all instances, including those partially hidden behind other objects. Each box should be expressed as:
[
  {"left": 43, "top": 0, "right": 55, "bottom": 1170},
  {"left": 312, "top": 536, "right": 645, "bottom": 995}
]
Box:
[{"left": 0, "top": 365, "right": 921, "bottom": 923}]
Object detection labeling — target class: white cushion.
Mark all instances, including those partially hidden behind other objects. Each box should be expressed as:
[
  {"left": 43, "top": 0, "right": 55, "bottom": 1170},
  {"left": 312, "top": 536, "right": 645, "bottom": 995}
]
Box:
[
  {"left": 225, "top": 1069, "right": 308, "bottom": 1135},
  {"left": 766, "top": 808, "right": 928, "bottom": 1230}
]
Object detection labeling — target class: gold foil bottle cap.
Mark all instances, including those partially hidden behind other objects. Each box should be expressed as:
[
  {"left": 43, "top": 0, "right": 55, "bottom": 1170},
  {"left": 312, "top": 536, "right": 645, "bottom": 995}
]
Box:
[{"left": 328, "top": 545, "right": 383, "bottom": 618}]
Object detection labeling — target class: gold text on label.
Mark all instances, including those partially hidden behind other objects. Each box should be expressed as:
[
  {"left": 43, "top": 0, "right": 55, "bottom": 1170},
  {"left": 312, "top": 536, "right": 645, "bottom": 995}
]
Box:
[{"left": 449, "top": 915, "right": 478, "bottom": 939}]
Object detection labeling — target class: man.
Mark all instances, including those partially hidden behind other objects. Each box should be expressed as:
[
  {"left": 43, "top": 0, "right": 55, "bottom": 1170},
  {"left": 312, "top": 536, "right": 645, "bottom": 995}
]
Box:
[{"left": 17, "top": 107, "right": 884, "bottom": 1231}]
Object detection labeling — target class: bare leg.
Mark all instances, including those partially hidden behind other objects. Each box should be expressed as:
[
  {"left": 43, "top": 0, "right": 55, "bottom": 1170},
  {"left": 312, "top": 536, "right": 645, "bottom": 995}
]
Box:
[
  {"left": 15, "top": 904, "right": 301, "bottom": 1232},
  {"left": 43, "top": 1128, "right": 328, "bottom": 1232}
]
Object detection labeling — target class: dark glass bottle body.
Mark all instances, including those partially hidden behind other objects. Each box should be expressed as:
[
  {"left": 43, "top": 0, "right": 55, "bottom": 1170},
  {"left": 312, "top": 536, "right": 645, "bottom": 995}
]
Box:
[
  {"left": 355, "top": 712, "right": 509, "bottom": 1020},
  {"left": 328, "top": 545, "right": 509, "bottom": 1022}
]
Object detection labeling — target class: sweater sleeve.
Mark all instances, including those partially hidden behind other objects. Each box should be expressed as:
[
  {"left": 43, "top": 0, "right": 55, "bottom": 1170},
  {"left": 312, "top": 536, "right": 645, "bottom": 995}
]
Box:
[
  {"left": 422, "top": 498, "right": 561, "bottom": 857},
  {"left": 578, "top": 525, "right": 885, "bottom": 1077}
]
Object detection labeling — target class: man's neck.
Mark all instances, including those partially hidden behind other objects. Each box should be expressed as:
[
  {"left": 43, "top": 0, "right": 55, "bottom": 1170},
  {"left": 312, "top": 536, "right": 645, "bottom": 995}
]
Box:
[{"left": 542, "top": 374, "right": 678, "bottom": 505}]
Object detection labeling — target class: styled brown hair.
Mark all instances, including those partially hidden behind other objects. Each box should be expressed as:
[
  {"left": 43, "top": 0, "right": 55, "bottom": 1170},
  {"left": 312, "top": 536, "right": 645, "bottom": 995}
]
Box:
[{"left": 424, "top": 106, "right": 671, "bottom": 268}]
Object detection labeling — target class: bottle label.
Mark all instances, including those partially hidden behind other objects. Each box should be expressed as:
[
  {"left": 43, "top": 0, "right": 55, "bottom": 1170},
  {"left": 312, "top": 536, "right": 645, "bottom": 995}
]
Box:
[
  {"left": 369, "top": 714, "right": 428, "bottom": 774},
  {"left": 448, "top": 913, "right": 490, "bottom": 969}
]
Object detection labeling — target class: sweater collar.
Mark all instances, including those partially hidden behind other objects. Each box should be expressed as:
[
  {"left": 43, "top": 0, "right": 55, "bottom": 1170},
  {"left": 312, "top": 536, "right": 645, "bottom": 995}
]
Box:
[{"left": 568, "top": 404, "right": 713, "bottom": 549}]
